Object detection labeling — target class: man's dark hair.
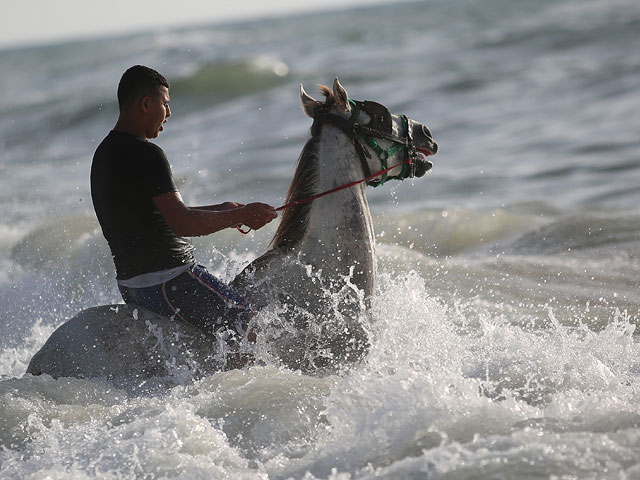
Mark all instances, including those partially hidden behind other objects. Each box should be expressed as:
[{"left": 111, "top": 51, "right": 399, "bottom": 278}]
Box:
[{"left": 117, "top": 65, "right": 169, "bottom": 110}]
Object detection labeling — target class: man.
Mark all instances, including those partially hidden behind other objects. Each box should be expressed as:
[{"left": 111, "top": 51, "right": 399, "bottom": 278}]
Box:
[{"left": 91, "top": 65, "right": 277, "bottom": 343}]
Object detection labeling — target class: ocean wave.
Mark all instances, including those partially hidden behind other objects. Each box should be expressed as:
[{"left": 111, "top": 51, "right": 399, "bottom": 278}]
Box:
[
  {"left": 375, "top": 207, "right": 540, "bottom": 257},
  {"left": 171, "top": 57, "right": 290, "bottom": 107},
  {"left": 374, "top": 205, "right": 640, "bottom": 258},
  {"left": 11, "top": 214, "right": 104, "bottom": 271},
  {"left": 505, "top": 211, "right": 640, "bottom": 255}
]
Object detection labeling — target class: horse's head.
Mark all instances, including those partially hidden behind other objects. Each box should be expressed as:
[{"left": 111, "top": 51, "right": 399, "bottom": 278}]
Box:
[{"left": 300, "top": 78, "right": 438, "bottom": 186}]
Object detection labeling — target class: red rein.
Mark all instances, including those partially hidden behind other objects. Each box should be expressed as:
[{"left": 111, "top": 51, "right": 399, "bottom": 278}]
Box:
[{"left": 235, "top": 160, "right": 408, "bottom": 235}]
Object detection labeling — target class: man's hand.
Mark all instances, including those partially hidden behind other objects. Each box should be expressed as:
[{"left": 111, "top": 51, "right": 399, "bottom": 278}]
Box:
[{"left": 236, "top": 202, "right": 278, "bottom": 230}]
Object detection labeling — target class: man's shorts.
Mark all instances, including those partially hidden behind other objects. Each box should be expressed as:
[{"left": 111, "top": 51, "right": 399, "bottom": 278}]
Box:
[{"left": 118, "top": 264, "right": 251, "bottom": 336}]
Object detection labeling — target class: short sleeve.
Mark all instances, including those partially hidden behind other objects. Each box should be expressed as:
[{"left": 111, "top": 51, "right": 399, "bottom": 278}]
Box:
[{"left": 144, "top": 144, "right": 178, "bottom": 197}]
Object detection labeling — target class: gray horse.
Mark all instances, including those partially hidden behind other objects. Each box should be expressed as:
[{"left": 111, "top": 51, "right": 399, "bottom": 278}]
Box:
[{"left": 27, "top": 79, "right": 437, "bottom": 380}]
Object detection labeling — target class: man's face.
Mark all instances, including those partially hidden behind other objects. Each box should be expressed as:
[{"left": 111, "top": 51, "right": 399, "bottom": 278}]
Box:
[{"left": 144, "top": 86, "right": 171, "bottom": 139}]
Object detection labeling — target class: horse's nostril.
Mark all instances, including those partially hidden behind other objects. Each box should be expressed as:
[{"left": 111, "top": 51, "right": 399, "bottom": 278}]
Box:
[
  {"left": 422, "top": 125, "right": 432, "bottom": 138},
  {"left": 414, "top": 158, "right": 433, "bottom": 178}
]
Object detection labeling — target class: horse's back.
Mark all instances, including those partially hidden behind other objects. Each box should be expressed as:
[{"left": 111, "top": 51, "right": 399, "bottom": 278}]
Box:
[{"left": 27, "top": 305, "right": 219, "bottom": 380}]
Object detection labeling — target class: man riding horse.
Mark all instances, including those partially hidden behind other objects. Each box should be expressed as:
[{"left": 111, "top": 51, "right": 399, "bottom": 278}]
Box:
[
  {"left": 91, "top": 65, "right": 277, "bottom": 346},
  {"left": 27, "top": 66, "right": 437, "bottom": 379}
]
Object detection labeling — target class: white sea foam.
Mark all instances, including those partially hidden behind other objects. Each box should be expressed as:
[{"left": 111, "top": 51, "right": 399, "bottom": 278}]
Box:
[{"left": 2, "top": 271, "right": 639, "bottom": 478}]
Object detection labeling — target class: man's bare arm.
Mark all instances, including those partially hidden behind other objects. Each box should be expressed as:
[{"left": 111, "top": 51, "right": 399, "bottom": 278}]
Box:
[
  {"left": 193, "top": 201, "right": 244, "bottom": 212},
  {"left": 153, "top": 192, "right": 276, "bottom": 237}
]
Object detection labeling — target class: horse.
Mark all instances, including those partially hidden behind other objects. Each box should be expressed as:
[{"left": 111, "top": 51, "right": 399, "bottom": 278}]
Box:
[{"left": 26, "top": 79, "right": 437, "bottom": 381}]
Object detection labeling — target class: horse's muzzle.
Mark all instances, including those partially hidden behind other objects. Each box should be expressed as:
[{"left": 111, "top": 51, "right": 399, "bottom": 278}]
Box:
[{"left": 410, "top": 121, "right": 438, "bottom": 178}]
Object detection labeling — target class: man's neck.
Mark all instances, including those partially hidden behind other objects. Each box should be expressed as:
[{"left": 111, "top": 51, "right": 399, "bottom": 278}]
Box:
[{"left": 114, "top": 117, "right": 147, "bottom": 140}]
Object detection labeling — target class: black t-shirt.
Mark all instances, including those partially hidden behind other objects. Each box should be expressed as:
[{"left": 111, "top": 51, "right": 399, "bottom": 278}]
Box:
[{"left": 91, "top": 130, "right": 195, "bottom": 280}]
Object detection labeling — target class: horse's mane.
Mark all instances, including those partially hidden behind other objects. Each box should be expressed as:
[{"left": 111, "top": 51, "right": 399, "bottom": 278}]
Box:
[
  {"left": 269, "top": 136, "right": 319, "bottom": 251},
  {"left": 270, "top": 85, "right": 335, "bottom": 251}
]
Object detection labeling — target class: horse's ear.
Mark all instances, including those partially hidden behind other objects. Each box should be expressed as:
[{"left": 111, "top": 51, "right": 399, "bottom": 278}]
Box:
[
  {"left": 333, "top": 77, "right": 351, "bottom": 113},
  {"left": 300, "top": 84, "right": 320, "bottom": 118}
]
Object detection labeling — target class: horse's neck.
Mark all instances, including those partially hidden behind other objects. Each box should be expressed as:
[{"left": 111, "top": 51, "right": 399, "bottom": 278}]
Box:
[{"left": 299, "top": 125, "right": 377, "bottom": 294}]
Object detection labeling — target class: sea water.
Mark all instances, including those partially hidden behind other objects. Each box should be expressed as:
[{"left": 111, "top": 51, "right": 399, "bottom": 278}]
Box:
[{"left": 1, "top": 0, "right": 640, "bottom": 478}]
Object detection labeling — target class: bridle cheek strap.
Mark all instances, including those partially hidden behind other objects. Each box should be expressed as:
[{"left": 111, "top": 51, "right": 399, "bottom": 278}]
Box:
[
  {"left": 312, "top": 100, "right": 418, "bottom": 187},
  {"left": 358, "top": 115, "right": 416, "bottom": 187}
]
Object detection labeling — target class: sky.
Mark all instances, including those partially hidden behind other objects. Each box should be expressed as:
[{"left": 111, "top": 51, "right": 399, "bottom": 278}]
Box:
[{"left": 0, "top": 0, "right": 389, "bottom": 49}]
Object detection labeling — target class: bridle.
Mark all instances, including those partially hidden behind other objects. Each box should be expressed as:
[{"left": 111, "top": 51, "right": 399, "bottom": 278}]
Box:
[
  {"left": 311, "top": 98, "right": 422, "bottom": 187},
  {"left": 235, "top": 98, "right": 433, "bottom": 234}
]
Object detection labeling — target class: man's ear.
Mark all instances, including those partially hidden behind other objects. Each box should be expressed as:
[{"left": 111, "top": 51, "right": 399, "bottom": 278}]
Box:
[{"left": 139, "top": 95, "right": 152, "bottom": 113}]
